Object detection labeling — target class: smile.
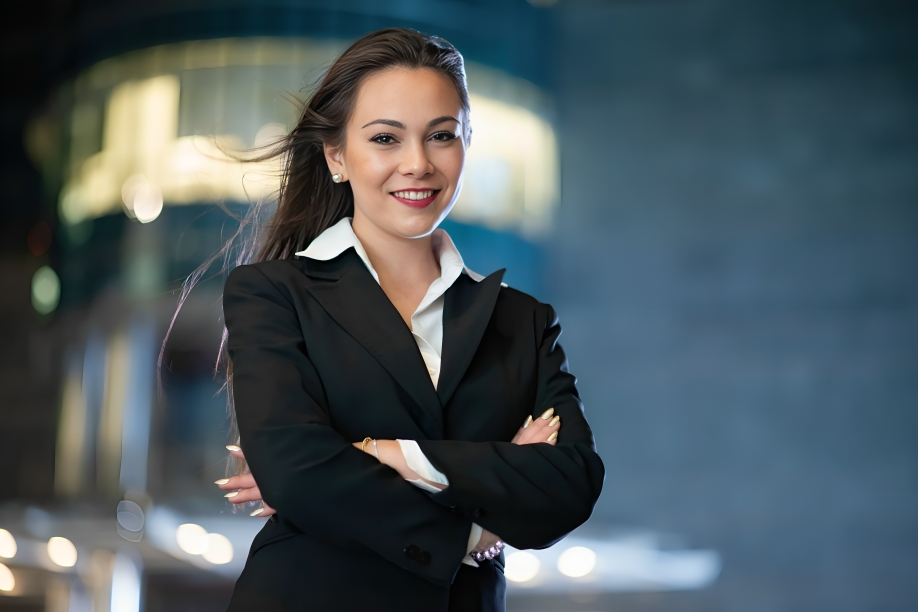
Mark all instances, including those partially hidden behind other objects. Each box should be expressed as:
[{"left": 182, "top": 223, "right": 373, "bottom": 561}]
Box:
[{"left": 390, "top": 189, "right": 440, "bottom": 208}]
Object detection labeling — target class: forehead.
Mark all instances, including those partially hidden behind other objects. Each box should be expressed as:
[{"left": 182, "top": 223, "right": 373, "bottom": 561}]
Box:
[{"left": 351, "top": 67, "right": 463, "bottom": 124}]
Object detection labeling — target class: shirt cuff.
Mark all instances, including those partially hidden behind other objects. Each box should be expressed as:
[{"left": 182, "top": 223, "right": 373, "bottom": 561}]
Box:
[
  {"left": 403, "top": 478, "right": 443, "bottom": 493},
  {"left": 396, "top": 439, "right": 449, "bottom": 487},
  {"left": 461, "top": 522, "right": 483, "bottom": 567}
]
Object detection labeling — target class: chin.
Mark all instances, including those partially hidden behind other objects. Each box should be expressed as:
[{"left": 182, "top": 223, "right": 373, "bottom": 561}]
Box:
[
  {"left": 391, "top": 218, "right": 441, "bottom": 240},
  {"left": 390, "top": 206, "right": 452, "bottom": 239}
]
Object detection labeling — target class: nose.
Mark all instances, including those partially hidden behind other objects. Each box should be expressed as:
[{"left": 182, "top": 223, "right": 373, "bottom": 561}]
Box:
[{"left": 398, "top": 138, "right": 434, "bottom": 178}]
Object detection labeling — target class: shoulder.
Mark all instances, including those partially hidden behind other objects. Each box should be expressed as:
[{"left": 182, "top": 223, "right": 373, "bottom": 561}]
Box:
[
  {"left": 224, "top": 259, "right": 308, "bottom": 302},
  {"left": 494, "top": 283, "right": 559, "bottom": 329}
]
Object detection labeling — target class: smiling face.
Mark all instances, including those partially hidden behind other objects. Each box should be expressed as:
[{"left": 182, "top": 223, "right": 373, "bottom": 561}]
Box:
[{"left": 324, "top": 67, "right": 468, "bottom": 241}]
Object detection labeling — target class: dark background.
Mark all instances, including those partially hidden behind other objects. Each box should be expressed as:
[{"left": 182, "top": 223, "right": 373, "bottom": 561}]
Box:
[{"left": 2, "top": 1, "right": 916, "bottom": 610}]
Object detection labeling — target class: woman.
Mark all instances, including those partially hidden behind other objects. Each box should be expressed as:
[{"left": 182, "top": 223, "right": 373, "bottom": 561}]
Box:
[{"left": 212, "top": 28, "right": 604, "bottom": 611}]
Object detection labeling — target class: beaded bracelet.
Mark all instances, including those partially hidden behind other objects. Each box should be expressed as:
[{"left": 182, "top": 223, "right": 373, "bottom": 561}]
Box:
[{"left": 471, "top": 540, "right": 505, "bottom": 562}]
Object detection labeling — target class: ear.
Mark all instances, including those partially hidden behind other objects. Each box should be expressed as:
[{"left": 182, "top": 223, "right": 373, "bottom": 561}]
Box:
[{"left": 323, "top": 142, "right": 347, "bottom": 181}]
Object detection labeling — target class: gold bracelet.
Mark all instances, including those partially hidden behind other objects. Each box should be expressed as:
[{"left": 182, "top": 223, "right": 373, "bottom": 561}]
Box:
[{"left": 361, "top": 436, "right": 373, "bottom": 454}]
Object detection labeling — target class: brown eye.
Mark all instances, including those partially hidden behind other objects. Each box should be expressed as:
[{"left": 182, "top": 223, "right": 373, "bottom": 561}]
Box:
[
  {"left": 430, "top": 131, "right": 456, "bottom": 142},
  {"left": 371, "top": 133, "right": 396, "bottom": 144}
]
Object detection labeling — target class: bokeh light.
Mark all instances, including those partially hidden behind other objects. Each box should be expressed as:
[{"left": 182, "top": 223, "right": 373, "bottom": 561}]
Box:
[
  {"left": 0, "top": 563, "right": 14, "bottom": 592},
  {"left": 31, "top": 266, "right": 60, "bottom": 314},
  {"left": 203, "top": 533, "right": 234, "bottom": 564},
  {"left": 0, "top": 529, "right": 16, "bottom": 558},
  {"left": 47, "top": 536, "right": 77, "bottom": 567},
  {"left": 121, "top": 175, "right": 163, "bottom": 223},
  {"left": 505, "top": 551, "right": 541, "bottom": 582},
  {"left": 175, "top": 523, "right": 208, "bottom": 555},
  {"left": 557, "top": 546, "right": 597, "bottom": 578}
]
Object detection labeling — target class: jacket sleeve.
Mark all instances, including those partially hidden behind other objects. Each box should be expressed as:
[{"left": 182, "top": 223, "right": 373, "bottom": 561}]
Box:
[
  {"left": 224, "top": 264, "right": 473, "bottom": 587},
  {"left": 414, "top": 303, "right": 605, "bottom": 550}
]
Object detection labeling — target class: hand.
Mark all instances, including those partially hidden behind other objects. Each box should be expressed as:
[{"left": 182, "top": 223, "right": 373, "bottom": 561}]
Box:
[
  {"left": 470, "top": 409, "right": 560, "bottom": 558},
  {"left": 510, "top": 407, "right": 560, "bottom": 446},
  {"left": 217, "top": 446, "right": 276, "bottom": 517},
  {"left": 470, "top": 527, "right": 504, "bottom": 560}
]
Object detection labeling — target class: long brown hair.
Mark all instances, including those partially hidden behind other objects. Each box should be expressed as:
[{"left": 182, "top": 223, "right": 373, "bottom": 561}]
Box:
[{"left": 161, "top": 28, "right": 472, "bottom": 485}]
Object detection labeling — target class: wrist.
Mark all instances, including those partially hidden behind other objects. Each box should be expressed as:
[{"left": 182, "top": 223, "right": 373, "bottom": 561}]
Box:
[{"left": 377, "top": 439, "right": 417, "bottom": 478}]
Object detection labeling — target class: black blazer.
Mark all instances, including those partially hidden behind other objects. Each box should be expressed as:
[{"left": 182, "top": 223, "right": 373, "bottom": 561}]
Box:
[{"left": 223, "top": 248, "right": 605, "bottom": 612}]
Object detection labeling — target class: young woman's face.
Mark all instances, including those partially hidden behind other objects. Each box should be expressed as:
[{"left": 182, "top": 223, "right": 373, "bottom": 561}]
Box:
[{"left": 327, "top": 67, "right": 467, "bottom": 240}]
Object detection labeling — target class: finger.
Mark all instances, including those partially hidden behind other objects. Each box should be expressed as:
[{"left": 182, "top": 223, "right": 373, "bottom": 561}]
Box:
[
  {"left": 226, "top": 446, "right": 246, "bottom": 460},
  {"left": 250, "top": 503, "right": 277, "bottom": 518},
  {"left": 215, "top": 473, "right": 257, "bottom": 490},
  {"left": 224, "top": 486, "right": 264, "bottom": 504},
  {"left": 513, "top": 415, "right": 534, "bottom": 442},
  {"left": 515, "top": 415, "right": 561, "bottom": 446}
]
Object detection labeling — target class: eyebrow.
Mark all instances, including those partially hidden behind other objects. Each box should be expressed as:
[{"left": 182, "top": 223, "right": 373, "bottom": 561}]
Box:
[{"left": 361, "top": 116, "right": 460, "bottom": 129}]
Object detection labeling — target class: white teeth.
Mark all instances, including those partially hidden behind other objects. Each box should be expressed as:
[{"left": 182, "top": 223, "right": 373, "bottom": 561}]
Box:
[{"left": 393, "top": 190, "right": 434, "bottom": 200}]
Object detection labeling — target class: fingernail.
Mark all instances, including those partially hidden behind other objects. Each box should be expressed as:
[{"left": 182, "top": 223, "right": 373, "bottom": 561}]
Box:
[
  {"left": 226, "top": 445, "right": 241, "bottom": 452},
  {"left": 549, "top": 415, "right": 560, "bottom": 427},
  {"left": 224, "top": 491, "right": 239, "bottom": 498},
  {"left": 523, "top": 416, "right": 532, "bottom": 429},
  {"left": 214, "top": 478, "right": 230, "bottom": 485},
  {"left": 540, "top": 407, "right": 554, "bottom": 420},
  {"left": 547, "top": 431, "right": 558, "bottom": 442},
  {"left": 250, "top": 508, "right": 264, "bottom": 516}
]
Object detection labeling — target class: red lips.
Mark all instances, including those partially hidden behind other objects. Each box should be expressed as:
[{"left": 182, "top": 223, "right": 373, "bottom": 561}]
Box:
[{"left": 390, "top": 189, "right": 440, "bottom": 208}]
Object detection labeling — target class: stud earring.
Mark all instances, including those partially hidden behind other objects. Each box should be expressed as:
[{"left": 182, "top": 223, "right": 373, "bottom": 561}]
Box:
[{"left": 332, "top": 173, "right": 342, "bottom": 183}]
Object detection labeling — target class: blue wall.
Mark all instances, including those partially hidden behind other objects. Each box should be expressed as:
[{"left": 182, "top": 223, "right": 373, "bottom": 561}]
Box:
[{"left": 539, "top": 1, "right": 918, "bottom": 610}]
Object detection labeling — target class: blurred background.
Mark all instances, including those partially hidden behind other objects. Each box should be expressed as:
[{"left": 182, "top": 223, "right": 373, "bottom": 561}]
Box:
[{"left": 1, "top": 0, "right": 916, "bottom": 610}]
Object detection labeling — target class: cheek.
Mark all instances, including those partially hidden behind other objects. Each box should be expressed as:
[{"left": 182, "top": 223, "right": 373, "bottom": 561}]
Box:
[
  {"left": 435, "top": 147, "right": 466, "bottom": 185},
  {"left": 349, "top": 151, "right": 394, "bottom": 192}
]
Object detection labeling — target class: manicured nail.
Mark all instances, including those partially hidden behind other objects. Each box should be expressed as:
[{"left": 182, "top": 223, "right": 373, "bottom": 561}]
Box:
[
  {"left": 540, "top": 407, "right": 554, "bottom": 420},
  {"left": 549, "top": 415, "right": 560, "bottom": 427},
  {"left": 547, "top": 431, "right": 558, "bottom": 442},
  {"left": 250, "top": 508, "right": 264, "bottom": 517},
  {"left": 226, "top": 445, "right": 241, "bottom": 452},
  {"left": 523, "top": 415, "right": 532, "bottom": 429},
  {"left": 214, "top": 478, "right": 229, "bottom": 485},
  {"left": 224, "top": 491, "right": 239, "bottom": 498}
]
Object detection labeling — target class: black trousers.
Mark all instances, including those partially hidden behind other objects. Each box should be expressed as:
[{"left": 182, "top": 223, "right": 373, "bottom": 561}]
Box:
[{"left": 448, "top": 555, "right": 506, "bottom": 612}]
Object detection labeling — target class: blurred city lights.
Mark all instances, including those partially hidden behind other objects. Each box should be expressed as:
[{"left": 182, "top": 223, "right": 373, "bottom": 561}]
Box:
[
  {"left": 557, "top": 546, "right": 597, "bottom": 578},
  {"left": 505, "top": 551, "right": 541, "bottom": 582},
  {"left": 31, "top": 266, "right": 60, "bottom": 314},
  {"left": 0, "top": 529, "right": 16, "bottom": 558},
  {"left": 121, "top": 175, "right": 163, "bottom": 223},
  {"left": 47, "top": 536, "right": 77, "bottom": 567},
  {"left": 202, "top": 533, "right": 234, "bottom": 565},
  {"left": 51, "top": 39, "right": 558, "bottom": 237},
  {"left": 175, "top": 523, "right": 208, "bottom": 555},
  {"left": 110, "top": 553, "right": 142, "bottom": 612},
  {"left": 0, "top": 563, "right": 14, "bottom": 592}
]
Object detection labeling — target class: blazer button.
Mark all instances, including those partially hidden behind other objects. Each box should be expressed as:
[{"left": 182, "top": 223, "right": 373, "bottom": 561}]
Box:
[
  {"left": 471, "top": 508, "right": 482, "bottom": 520},
  {"left": 403, "top": 544, "right": 420, "bottom": 560},
  {"left": 418, "top": 551, "right": 431, "bottom": 566}
]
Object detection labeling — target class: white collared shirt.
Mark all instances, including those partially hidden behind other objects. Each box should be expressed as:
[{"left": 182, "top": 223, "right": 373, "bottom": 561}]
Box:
[{"left": 294, "top": 217, "right": 485, "bottom": 566}]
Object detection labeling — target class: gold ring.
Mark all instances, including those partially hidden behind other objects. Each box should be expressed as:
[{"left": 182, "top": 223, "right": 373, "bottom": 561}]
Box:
[{"left": 361, "top": 436, "right": 372, "bottom": 453}]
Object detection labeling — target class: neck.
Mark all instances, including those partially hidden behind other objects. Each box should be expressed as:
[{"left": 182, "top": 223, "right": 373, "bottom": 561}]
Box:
[{"left": 351, "top": 214, "right": 441, "bottom": 293}]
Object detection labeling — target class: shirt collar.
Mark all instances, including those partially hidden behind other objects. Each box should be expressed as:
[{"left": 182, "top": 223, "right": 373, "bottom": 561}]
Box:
[{"left": 293, "top": 217, "right": 484, "bottom": 288}]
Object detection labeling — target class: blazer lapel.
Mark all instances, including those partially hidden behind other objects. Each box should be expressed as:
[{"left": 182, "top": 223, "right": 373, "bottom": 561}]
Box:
[
  {"left": 437, "top": 269, "right": 506, "bottom": 407},
  {"left": 299, "top": 250, "right": 444, "bottom": 439}
]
